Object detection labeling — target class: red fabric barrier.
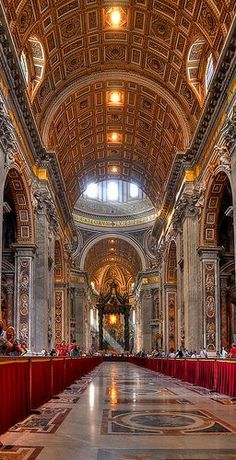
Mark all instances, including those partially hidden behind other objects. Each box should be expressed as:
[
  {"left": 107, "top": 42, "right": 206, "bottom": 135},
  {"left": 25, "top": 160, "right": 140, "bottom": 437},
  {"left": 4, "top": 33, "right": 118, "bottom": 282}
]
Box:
[
  {"left": 128, "top": 357, "right": 236, "bottom": 397},
  {"left": 216, "top": 361, "right": 236, "bottom": 397},
  {"left": 52, "top": 358, "right": 66, "bottom": 395},
  {"left": 0, "top": 356, "right": 102, "bottom": 435},
  {"left": 31, "top": 359, "right": 52, "bottom": 408},
  {"left": 0, "top": 360, "right": 30, "bottom": 434}
]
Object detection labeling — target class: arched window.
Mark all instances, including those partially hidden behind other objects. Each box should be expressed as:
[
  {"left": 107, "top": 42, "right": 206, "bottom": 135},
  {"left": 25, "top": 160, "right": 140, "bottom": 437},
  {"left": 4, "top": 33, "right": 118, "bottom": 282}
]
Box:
[
  {"left": 20, "top": 36, "right": 45, "bottom": 99},
  {"left": 20, "top": 51, "right": 29, "bottom": 84},
  {"left": 205, "top": 54, "right": 214, "bottom": 93},
  {"left": 187, "top": 39, "right": 214, "bottom": 106},
  {"left": 83, "top": 180, "right": 144, "bottom": 203}
]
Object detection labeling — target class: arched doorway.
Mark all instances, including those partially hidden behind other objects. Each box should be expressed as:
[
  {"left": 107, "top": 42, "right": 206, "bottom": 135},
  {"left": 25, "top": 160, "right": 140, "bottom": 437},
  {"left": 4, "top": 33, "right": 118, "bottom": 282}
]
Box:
[
  {"left": 1, "top": 167, "right": 34, "bottom": 346},
  {"left": 200, "top": 171, "right": 235, "bottom": 351}
]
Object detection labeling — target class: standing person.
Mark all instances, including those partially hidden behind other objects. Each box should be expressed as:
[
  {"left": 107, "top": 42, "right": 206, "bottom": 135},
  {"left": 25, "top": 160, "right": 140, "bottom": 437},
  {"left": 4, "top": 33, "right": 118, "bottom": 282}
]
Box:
[
  {"left": 221, "top": 347, "right": 228, "bottom": 358},
  {"left": 199, "top": 348, "right": 208, "bottom": 358},
  {"left": 229, "top": 343, "right": 236, "bottom": 358}
]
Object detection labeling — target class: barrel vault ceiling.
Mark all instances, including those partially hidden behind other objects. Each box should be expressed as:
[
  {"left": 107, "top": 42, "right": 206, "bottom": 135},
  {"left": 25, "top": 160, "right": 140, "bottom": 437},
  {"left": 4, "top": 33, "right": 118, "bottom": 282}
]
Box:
[
  {"left": 84, "top": 237, "right": 142, "bottom": 291},
  {"left": 3, "top": 0, "right": 235, "bottom": 208}
]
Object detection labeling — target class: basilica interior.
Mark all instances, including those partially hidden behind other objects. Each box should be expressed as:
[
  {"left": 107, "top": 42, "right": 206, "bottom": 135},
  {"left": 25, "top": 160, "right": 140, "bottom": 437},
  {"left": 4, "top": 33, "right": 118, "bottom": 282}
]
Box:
[{"left": 0, "top": 0, "right": 236, "bottom": 458}]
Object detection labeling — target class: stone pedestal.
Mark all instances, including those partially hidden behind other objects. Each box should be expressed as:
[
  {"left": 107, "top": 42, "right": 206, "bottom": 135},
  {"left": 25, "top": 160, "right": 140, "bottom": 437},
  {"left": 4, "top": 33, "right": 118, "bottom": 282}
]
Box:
[
  {"left": 198, "top": 247, "right": 221, "bottom": 353},
  {"left": 12, "top": 243, "right": 36, "bottom": 350}
]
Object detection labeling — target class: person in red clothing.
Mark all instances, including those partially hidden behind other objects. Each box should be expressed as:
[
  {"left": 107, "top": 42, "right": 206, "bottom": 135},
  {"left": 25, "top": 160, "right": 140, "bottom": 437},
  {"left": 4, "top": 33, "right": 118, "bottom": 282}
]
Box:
[
  {"left": 56, "top": 340, "right": 68, "bottom": 356},
  {"left": 229, "top": 343, "right": 236, "bottom": 358},
  {"left": 5, "top": 326, "right": 25, "bottom": 355}
]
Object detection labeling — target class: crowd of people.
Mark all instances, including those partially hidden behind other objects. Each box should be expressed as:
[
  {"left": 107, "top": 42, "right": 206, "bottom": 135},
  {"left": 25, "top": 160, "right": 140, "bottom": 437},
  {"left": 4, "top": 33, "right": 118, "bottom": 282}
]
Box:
[
  {"left": 42, "top": 340, "right": 83, "bottom": 357},
  {"left": 2, "top": 316, "right": 236, "bottom": 360},
  {"left": 144, "top": 344, "right": 236, "bottom": 359},
  {"left": 0, "top": 320, "right": 27, "bottom": 356}
]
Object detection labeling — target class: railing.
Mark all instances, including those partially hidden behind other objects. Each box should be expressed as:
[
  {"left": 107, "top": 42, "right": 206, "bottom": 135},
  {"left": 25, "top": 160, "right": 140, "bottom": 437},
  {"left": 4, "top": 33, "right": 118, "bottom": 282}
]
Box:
[
  {"left": 128, "top": 357, "right": 236, "bottom": 398},
  {"left": 0, "top": 356, "right": 102, "bottom": 435}
]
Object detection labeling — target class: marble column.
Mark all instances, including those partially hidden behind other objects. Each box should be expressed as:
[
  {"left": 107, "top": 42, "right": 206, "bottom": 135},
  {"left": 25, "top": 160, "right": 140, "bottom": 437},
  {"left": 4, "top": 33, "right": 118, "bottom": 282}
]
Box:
[
  {"left": 74, "top": 287, "right": 86, "bottom": 348},
  {"left": 12, "top": 243, "right": 36, "bottom": 350},
  {"left": 5, "top": 273, "right": 14, "bottom": 325},
  {"left": 54, "top": 285, "right": 65, "bottom": 345},
  {"left": 182, "top": 215, "right": 201, "bottom": 351},
  {"left": 140, "top": 287, "right": 153, "bottom": 353},
  {"left": 34, "top": 202, "right": 50, "bottom": 352},
  {"left": 220, "top": 275, "right": 229, "bottom": 347},
  {"left": 164, "top": 283, "right": 177, "bottom": 351},
  {"left": 124, "top": 308, "right": 130, "bottom": 351},
  {"left": 98, "top": 308, "right": 103, "bottom": 349},
  {"left": 0, "top": 150, "right": 5, "bottom": 317},
  {"left": 198, "top": 247, "right": 221, "bottom": 353}
]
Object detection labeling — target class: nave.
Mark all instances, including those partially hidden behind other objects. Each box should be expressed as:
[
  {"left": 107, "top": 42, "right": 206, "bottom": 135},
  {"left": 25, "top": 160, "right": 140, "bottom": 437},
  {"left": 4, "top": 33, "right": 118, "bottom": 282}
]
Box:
[{"left": 1, "top": 362, "right": 236, "bottom": 459}]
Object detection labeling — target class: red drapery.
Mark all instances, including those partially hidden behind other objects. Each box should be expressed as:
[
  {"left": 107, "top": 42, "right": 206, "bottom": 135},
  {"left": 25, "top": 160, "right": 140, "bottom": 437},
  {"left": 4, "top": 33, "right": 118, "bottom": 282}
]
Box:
[
  {"left": 0, "top": 360, "right": 30, "bottom": 434},
  {"left": 128, "top": 357, "right": 236, "bottom": 397},
  {"left": 0, "top": 356, "right": 102, "bottom": 435}
]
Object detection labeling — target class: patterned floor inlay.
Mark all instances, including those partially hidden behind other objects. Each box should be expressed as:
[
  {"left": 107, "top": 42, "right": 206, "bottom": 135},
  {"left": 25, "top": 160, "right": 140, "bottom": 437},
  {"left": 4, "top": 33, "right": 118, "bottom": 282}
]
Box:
[
  {"left": 0, "top": 445, "right": 43, "bottom": 459},
  {"left": 211, "top": 398, "right": 236, "bottom": 405},
  {"left": 105, "top": 398, "right": 192, "bottom": 405},
  {"left": 101, "top": 409, "right": 236, "bottom": 435},
  {"left": 49, "top": 393, "right": 80, "bottom": 404},
  {"left": 9, "top": 407, "right": 71, "bottom": 433},
  {"left": 106, "top": 387, "right": 176, "bottom": 398},
  {"left": 97, "top": 449, "right": 236, "bottom": 459}
]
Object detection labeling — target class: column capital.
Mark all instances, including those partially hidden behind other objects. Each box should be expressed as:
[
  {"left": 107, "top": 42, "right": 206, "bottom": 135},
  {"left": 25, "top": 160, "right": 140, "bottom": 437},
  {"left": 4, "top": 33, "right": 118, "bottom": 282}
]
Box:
[
  {"left": 198, "top": 246, "right": 223, "bottom": 259},
  {"left": 11, "top": 243, "right": 37, "bottom": 256}
]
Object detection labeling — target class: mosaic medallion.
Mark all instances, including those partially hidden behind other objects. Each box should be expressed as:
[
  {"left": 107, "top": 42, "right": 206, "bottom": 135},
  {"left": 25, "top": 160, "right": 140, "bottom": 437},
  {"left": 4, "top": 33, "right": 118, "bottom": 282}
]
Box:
[{"left": 101, "top": 409, "right": 235, "bottom": 435}]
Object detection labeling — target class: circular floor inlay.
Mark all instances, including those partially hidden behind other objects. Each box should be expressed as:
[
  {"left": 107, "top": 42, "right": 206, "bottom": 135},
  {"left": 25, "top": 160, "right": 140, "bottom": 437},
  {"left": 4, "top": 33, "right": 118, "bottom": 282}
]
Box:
[{"left": 112, "top": 411, "right": 207, "bottom": 432}]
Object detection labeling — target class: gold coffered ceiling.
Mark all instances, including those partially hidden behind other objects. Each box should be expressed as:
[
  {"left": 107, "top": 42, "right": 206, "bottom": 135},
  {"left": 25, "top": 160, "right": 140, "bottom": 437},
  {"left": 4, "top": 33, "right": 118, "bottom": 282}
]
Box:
[{"left": 4, "top": 0, "right": 235, "bottom": 206}]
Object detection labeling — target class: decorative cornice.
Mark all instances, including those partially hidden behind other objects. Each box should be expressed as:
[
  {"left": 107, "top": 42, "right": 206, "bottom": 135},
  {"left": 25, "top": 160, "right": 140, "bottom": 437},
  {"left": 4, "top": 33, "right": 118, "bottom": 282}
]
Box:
[
  {"left": 0, "top": 12, "right": 71, "bottom": 225},
  {"left": 159, "top": 20, "right": 236, "bottom": 219}
]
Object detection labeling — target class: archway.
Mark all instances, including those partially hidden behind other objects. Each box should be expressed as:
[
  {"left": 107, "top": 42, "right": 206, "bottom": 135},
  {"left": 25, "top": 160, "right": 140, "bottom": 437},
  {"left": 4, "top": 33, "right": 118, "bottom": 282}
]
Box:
[
  {"left": 1, "top": 167, "right": 34, "bottom": 344},
  {"left": 83, "top": 236, "right": 143, "bottom": 352},
  {"left": 200, "top": 171, "right": 235, "bottom": 350}
]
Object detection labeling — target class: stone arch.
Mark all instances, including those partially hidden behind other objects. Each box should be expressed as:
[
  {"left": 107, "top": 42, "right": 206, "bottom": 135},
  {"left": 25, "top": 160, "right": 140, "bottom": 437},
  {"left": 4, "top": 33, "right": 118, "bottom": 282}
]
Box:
[
  {"left": 4, "top": 167, "right": 34, "bottom": 243},
  {"left": 80, "top": 233, "right": 147, "bottom": 271},
  {"left": 200, "top": 170, "right": 231, "bottom": 246}
]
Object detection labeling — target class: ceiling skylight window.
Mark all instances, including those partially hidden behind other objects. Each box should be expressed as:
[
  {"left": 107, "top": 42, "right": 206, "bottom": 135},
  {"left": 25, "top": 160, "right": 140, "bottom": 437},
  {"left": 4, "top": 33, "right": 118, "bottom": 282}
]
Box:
[
  {"left": 107, "top": 181, "right": 119, "bottom": 201},
  {"left": 130, "top": 183, "right": 139, "bottom": 198},
  {"left": 84, "top": 182, "right": 98, "bottom": 199},
  {"left": 205, "top": 54, "right": 214, "bottom": 93}
]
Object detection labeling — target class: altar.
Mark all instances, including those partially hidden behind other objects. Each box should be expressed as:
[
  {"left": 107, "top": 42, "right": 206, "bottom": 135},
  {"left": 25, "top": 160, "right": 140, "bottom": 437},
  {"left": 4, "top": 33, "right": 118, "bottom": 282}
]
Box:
[{"left": 96, "top": 280, "right": 131, "bottom": 351}]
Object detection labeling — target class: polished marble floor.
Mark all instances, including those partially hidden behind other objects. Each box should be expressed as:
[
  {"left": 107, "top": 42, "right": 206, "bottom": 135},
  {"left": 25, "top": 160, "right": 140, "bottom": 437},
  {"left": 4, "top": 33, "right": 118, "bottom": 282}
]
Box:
[{"left": 1, "top": 362, "right": 236, "bottom": 459}]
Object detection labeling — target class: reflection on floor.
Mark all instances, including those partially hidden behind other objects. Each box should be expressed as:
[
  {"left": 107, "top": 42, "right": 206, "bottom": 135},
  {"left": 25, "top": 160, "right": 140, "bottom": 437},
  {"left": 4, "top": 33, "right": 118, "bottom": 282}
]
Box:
[{"left": 1, "top": 362, "right": 236, "bottom": 459}]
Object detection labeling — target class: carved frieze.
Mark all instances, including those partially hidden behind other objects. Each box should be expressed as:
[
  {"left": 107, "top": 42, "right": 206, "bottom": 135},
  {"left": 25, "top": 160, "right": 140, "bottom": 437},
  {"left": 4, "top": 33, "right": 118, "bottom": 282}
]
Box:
[
  {"left": 33, "top": 188, "right": 58, "bottom": 231},
  {"left": 0, "top": 99, "right": 17, "bottom": 167}
]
